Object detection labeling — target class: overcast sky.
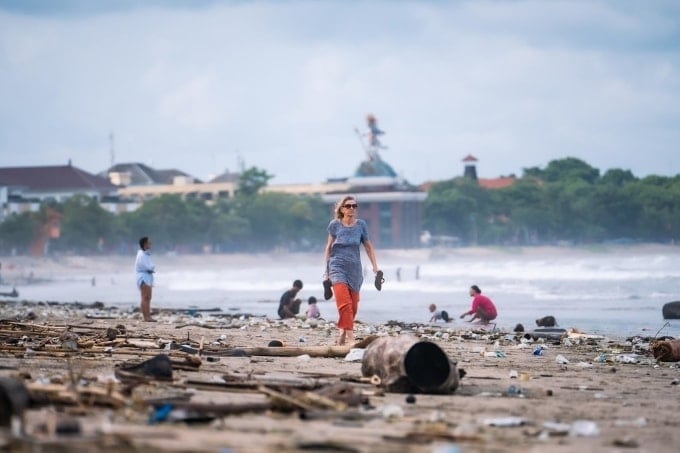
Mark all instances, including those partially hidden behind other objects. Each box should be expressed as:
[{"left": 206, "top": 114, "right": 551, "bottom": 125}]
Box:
[{"left": 0, "top": 0, "right": 678, "bottom": 184}]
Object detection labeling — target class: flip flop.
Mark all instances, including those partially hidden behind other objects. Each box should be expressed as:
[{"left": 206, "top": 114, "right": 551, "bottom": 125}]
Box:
[
  {"left": 323, "top": 279, "right": 333, "bottom": 300},
  {"left": 374, "top": 270, "right": 385, "bottom": 291}
]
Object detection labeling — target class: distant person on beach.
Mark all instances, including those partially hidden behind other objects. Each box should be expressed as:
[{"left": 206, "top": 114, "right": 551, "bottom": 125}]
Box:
[
  {"left": 306, "top": 296, "right": 321, "bottom": 319},
  {"left": 135, "top": 236, "right": 156, "bottom": 322},
  {"left": 278, "top": 279, "right": 303, "bottom": 319},
  {"left": 429, "top": 303, "right": 451, "bottom": 323},
  {"left": 323, "top": 195, "right": 381, "bottom": 346},
  {"left": 460, "top": 285, "right": 497, "bottom": 324}
]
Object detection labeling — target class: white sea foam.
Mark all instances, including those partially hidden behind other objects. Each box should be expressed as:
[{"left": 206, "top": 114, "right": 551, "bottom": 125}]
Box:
[{"left": 6, "top": 245, "right": 680, "bottom": 337}]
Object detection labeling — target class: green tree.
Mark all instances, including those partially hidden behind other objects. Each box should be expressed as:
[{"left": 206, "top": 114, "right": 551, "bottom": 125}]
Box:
[
  {"left": 423, "top": 179, "right": 479, "bottom": 243},
  {"left": 238, "top": 167, "right": 273, "bottom": 198},
  {"left": 123, "top": 194, "right": 210, "bottom": 251},
  {"left": 54, "top": 194, "right": 115, "bottom": 253},
  {"left": 0, "top": 212, "right": 40, "bottom": 254},
  {"left": 542, "top": 157, "right": 600, "bottom": 183}
]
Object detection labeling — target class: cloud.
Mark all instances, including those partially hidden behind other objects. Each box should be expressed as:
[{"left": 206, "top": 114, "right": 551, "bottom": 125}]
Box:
[{"left": 0, "top": 1, "right": 678, "bottom": 184}]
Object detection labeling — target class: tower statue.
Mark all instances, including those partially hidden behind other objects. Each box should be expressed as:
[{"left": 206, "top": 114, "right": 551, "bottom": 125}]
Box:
[{"left": 354, "top": 114, "right": 397, "bottom": 177}]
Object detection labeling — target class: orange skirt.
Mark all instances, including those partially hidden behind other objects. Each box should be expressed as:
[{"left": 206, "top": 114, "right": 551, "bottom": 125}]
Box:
[{"left": 333, "top": 282, "right": 360, "bottom": 330}]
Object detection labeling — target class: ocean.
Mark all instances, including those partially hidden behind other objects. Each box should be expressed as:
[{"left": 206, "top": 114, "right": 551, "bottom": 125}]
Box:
[{"left": 7, "top": 245, "right": 680, "bottom": 339}]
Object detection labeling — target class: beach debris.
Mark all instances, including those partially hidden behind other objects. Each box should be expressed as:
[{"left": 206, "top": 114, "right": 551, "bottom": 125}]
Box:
[
  {"left": 482, "top": 416, "right": 530, "bottom": 427},
  {"left": 569, "top": 420, "right": 600, "bottom": 437},
  {"left": 268, "top": 340, "right": 284, "bottom": 347},
  {"left": 0, "top": 377, "right": 30, "bottom": 428},
  {"left": 361, "top": 335, "right": 460, "bottom": 394},
  {"left": 615, "top": 354, "right": 639, "bottom": 364},
  {"left": 542, "top": 421, "right": 571, "bottom": 436},
  {"left": 149, "top": 401, "right": 273, "bottom": 424},
  {"left": 612, "top": 437, "right": 640, "bottom": 448},
  {"left": 344, "top": 348, "right": 365, "bottom": 362},
  {"left": 26, "top": 381, "right": 126, "bottom": 408},
  {"left": 651, "top": 339, "right": 680, "bottom": 362},
  {"left": 506, "top": 385, "right": 524, "bottom": 397},
  {"left": 614, "top": 417, "right": 647, "bottom": 428},
  {"left": 381, "top": 404, "right": 404, "bottom": 420},
  {"left": 211, "top": 345, "right": 352, "bottom": 358},
  {"left": 116, "top": 354, "right": 173, "bottom": 380},
  {"left": 405, "top": 394, "right": 416, "bottom": 404},
  {"left": 555, "top": 354, "right": 569, "bottom": 364},
  {"left": 532, "top": 346, "right": 544, "bottom": 356},
  {"left": 508, "top": 370, "right": 519, "bottom": 379}
]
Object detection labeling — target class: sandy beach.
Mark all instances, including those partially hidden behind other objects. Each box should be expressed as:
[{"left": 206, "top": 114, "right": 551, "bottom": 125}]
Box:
[{"left": 0, "top": 300, "right": 678, "bottom": 453}]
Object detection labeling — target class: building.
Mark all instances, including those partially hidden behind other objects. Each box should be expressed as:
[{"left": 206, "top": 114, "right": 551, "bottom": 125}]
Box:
[
  {"left": 0, "top": 162, "right": 117, "bottom": 220},
  {"left": 272, "top": 115, "right": 427, "bottom": 248}
]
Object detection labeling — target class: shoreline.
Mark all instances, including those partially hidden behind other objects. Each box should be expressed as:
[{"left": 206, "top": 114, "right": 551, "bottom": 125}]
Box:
[{"left": 1, "top": 243, "right": 678, "bottom": 341}]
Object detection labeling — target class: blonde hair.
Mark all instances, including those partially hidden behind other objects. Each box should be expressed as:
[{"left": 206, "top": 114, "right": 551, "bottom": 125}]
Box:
[{"left": 334, "top": 195, "right": 356, "bottom": 219}]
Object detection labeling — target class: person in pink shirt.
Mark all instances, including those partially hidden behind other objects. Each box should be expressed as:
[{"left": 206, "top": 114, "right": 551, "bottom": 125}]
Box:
[
  {"left": 306, "top": 296, "right": 321, "bottom": 319},
  {"left": 460, "top": 285, "right": 497, "bottom": 324}
]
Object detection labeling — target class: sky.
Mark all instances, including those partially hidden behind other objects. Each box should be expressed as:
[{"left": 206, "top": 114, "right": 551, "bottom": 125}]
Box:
[{"left": 0, "top": 0, "right": 679, "bottom": 185}]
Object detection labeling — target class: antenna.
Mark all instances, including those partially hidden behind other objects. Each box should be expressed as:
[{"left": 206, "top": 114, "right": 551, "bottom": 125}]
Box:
[
  {"left": 235, "top": 150, "right": 245, "bottom": 172},
  {"left": 109, "top": 132, "right": 115, "bottom": 167}
]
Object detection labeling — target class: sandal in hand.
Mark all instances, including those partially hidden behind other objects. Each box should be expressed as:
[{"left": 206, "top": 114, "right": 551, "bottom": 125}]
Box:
[
  {"left": 374, "top": 270, "right": 385, "bottom": 291},
  {"left": 323, "top": 279, "right": 333, "bottom": 300}
]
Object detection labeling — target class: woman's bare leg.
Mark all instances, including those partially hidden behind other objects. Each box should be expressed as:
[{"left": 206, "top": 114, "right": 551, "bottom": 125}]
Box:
[
  {"left": 336, "top": 329, "right": 346, "bottom": 345},
  {"left": 344, "top": 329, "right": 355, "bottom": 346}
]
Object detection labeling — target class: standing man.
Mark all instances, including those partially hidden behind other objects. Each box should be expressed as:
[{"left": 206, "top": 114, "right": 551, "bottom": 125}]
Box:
[
  {"left": 135, "top": 236, "right": 156, "bottom": 322},
  {"left": 278, "top": 279, "right": 303, "bottom": 319},
  {"left": 460, "top": 285, "right": 497, "bottom": 324}
]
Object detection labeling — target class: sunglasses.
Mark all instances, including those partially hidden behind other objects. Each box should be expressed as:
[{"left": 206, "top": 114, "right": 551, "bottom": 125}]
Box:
[{"left": 343, "top": 203, "right": 358, "bottom": 209}]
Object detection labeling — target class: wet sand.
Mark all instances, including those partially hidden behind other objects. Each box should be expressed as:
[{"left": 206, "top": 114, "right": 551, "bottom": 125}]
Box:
[{"left": 0, "top": 303, "right": 678, "bottom": 453}]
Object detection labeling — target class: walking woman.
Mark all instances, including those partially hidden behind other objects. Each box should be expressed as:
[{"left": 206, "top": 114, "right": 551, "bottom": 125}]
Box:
[
  {"left": 323, "top": 195, "right": 381, "bottom": 346},
  {"left": 135, "top": 236, "right": 156, "bottom": 322}
]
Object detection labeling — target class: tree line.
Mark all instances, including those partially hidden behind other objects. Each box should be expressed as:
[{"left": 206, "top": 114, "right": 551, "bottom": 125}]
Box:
[
  {"left": 424, "top": 157, "right": 680, "bottom": 245},
  {"left": 1, "top": 158, "right": 678, "bottom": 255}
]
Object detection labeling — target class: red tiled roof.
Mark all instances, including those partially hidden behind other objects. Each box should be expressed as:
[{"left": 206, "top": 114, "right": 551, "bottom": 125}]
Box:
[
  {"left": 462, "top": 154, "right": 478, "bottom": 162},
  {"left": 478, "top": 177, "right": 516, "bottom": 189},
  {"left": 0, "top": 165, "right": 116, "bottom": 192}
]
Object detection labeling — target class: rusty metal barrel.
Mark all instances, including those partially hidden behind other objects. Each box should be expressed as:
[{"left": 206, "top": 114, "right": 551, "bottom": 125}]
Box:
[{"left": 361, "top": 335, "right": 459, "bottom": 394}]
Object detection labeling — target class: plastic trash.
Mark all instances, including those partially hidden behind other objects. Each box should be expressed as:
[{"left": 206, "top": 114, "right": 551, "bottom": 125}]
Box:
[
  {"left": 542, "top": 421, "right": 571, "bottom": 435},
  {"left": 430, "top": 444, "right": 462, "bottom": 453},
  {"left": 533, "top": 346, "right": 544, "bottom": 356},
  {"left": 569, "top": 420, "right": 600, "bottom": 437},
  {"left": 507, "top": 385, "right": 524, "bottom": 397},
  {"left": 381, "top": 404, "right": 404, "bottom": 420},
  {"left": 615, "top": 354, "right": 638, "bottom": 364},
  {"left": 296, "top": 354, "right": 311, "bottom": 361},
  {"left": 483, "top": 416, "right": 529, "bottom": 427},
  {"left": 555, "top": 354, "right": 569, "bottom": 364},
  {"left": 149, "top": 404, "right": 173, "bottom": 424},
  {"left": 344, "top": 348, "right": 365, "bottom": 362},
  {"left": 509, "top": 370, "right": 519, "bottom": 379},
  {"left": 614, "top": 417, "right": 647, "bottom": 428}
]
